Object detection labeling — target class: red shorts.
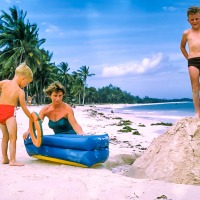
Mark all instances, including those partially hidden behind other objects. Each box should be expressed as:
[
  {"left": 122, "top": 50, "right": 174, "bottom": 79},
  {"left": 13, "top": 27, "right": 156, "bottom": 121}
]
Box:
[{"left": 0, "top": 105, "right": 15, "bottom": 125}]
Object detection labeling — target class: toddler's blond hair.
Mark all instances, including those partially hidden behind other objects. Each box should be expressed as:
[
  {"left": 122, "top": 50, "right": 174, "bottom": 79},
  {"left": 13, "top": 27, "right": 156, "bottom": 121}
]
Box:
[{"left": 15, "top": 62, "right": 33, "bottom": 80}]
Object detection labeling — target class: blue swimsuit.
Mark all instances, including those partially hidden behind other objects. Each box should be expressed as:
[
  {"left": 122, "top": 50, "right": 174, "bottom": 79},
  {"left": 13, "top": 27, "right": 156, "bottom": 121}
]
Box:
[{"left": 48, "top": 118, "right": 76, "bottom": 134}]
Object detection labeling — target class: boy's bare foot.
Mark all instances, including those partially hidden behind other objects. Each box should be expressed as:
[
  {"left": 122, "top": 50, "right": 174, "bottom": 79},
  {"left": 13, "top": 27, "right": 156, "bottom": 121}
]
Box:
[
  {"left": 9, "top": 161, "right": 24, "bottom": 166},
  {"left": 2, "top": 158, "right": 10, "bottom": 164}
]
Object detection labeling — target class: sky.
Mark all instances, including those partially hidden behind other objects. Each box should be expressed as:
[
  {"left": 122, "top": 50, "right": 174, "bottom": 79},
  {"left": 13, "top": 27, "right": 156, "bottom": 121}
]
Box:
[{"left": 0, "top": 0, "right": 200, "bottom": 99}]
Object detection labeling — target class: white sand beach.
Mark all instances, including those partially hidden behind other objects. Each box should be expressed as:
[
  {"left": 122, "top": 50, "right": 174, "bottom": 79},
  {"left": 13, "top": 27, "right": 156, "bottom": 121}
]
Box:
[{"left": 1, "top": 105, "right": 200, "bottom": 200}]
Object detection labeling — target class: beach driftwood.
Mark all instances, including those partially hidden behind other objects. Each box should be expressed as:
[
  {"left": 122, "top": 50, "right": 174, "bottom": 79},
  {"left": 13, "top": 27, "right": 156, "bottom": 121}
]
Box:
[{"left": 125, "top": 117, "right": 200, "bottom": 185}]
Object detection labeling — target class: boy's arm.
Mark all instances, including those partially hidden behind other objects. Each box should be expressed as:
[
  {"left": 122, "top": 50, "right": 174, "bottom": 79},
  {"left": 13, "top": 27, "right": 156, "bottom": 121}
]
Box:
[
  {"left": 0, "top": 81, "right": 2, "bottom": 93},
  {"left": 0, "top": 81, "right": 3, "bottom": 91},
  {"left": 0, "top": 80, "right": 8, "bottom": 91},
  {"left": 180, "top": 30, "right": 189, "bottom": 59},
  {"left": 18, "top": 89, "right": 32, "bottom": 119},
  {"left": 23, "top": 107, "right": 45, "bottom": 140}
]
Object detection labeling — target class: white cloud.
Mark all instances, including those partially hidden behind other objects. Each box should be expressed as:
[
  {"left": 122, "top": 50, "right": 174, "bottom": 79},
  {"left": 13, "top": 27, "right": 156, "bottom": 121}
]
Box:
[
  {"left": 45, "top": 24, "right": 59, "bottom": 33},
  {"left": 162, "top": 6, "right": 176, "bottom": 11},
  {"left": 41, "top": 23, "right": 63, "bottom": 36},
  {"left": 102, "top": 53, "right": 164, "bottom": 77},
  {"left": 4, "top": 0, "right": 21, "bottom": 3}
]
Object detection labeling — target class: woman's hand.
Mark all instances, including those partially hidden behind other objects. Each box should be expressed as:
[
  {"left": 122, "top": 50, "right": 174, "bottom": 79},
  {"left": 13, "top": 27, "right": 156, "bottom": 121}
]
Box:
[
  {"left": 78, "top": 132, "right": 85, "bottom": 136},
  {"left": 23, "top": 130, "right": 29, "bottom": 140},
  {"left": 29, "top": 115, "right": 34, "bottom": 122}
]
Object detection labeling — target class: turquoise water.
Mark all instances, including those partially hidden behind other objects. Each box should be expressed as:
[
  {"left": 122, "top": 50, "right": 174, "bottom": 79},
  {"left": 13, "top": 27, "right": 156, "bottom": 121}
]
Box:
[{"left": 114, "top": 102, "right": 194, "bottom": 123}]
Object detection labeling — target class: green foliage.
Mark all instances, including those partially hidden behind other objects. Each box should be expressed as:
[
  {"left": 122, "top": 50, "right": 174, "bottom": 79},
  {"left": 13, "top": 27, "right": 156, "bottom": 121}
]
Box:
[
  {"left": 118, "top": 125, "right": 134, "bottom": 132},
  {"left": 117, "top": 120, "right": 132, "bottom": 126},
  {"left": 138, "top": 123, "right": 145, "bottom": 127},
  {"left": 112, "top": 117, "right": 122, "bottom": 120},
  {"left": 132, "top": 131, "right": 140, "bottom": 135},
  {"left": 151, "top": 122, "right": 173, "bottom": 126},
  {"left": 118, "top": 125, "right": 141, "bottom": 135},
  {"left": 0, "top": 6, "right": 193, "bottom": 106},
  {"left": 84, "top": 85, "right": 192, "bottom": 104}
]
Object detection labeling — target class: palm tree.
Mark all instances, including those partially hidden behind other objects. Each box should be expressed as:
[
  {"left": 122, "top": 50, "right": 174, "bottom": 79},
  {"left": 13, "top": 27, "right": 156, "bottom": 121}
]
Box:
[
  {"left": 57, "top": 62, "right": 71, "bottom": 90},
  {"left": 0, "top": 6, "right": 45, "bottom": 77},
  {"left": 77, "top": 65, "right": 95, "bottom": 105},
  {"left": 32, "top": 49, "right": 57, "bottom": 104},
  {"left": 85, "top": 87, "right": 97, "bottom": 104},
  {"left": 0, "top": 6, "right": 48, "bottom": 103},
  {"left": 71, "top": 71, "right": 84, "bottom": 104}
]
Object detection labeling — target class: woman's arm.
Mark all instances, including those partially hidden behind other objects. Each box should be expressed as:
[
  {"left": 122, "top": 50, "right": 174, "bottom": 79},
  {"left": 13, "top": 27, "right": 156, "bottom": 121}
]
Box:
[{"left": 67, "top": 106, "right": 84, "bottom": 135}]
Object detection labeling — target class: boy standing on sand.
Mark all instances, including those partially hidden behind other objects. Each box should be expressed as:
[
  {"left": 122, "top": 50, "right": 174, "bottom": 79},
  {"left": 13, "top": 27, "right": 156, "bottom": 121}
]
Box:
[
  {"left": 0, "top": 62, "right": 33, "bottom": 166},
  {"left": 180, "top": 6, "right": 200, "bottom": 118}
]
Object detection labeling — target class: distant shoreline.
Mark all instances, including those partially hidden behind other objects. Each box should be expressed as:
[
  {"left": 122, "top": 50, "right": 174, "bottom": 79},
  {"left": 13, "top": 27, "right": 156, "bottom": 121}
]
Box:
[{"left": 85, "top": 101, "right": 192, "bottom": 107}]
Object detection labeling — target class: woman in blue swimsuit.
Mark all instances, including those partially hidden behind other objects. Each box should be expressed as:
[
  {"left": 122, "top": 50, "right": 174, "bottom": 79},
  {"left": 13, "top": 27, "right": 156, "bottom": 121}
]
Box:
[{"left": 24, "top": 81, "right": 84, "bottom": 137}]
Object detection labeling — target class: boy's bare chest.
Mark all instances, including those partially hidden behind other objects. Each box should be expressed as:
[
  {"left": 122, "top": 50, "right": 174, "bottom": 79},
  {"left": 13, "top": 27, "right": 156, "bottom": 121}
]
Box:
[
  {"left": 188, "top": 32, "right": 200, "bottom": 49},
  {"left": 188, "top": 31, "right": 200, "bottom": 42}
]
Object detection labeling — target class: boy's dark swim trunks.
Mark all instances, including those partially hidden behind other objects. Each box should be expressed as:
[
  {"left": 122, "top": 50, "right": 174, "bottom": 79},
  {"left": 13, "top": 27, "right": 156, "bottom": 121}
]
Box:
[{"left": 188, "top": 57, "right": 200, "bottom": 70}]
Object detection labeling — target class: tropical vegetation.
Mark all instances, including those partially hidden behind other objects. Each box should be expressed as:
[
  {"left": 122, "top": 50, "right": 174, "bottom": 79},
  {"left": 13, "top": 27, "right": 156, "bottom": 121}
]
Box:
[{"left": 0, "top": 6, "right": 192, "bottom": 105}]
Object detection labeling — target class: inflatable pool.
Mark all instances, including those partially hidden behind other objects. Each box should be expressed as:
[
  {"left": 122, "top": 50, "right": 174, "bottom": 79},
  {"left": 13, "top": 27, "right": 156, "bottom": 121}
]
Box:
[
  {"left": 24, "top": 112, "right": 109, "bottom": 167},
  {"left": 24, "top": 132, "right": 109, "bottom": 167}
]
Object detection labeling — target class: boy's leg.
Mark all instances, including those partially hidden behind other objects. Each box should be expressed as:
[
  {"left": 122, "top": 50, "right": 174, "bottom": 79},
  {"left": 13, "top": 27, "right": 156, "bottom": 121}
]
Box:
[
  {"left": 188, "top": 66, "right": 200, "bottom": 117},
  {"left": 6, "top": 117, "right": 24, "bottom": 166},
  {"left": 0, "top": 124, "right": 10, "bottom": 164}
]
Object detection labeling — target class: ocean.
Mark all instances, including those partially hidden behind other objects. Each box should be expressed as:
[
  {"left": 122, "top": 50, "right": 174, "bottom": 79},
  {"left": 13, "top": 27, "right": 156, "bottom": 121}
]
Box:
[{"left": 112, "top": 102, "right": 194, "bottom": 123}]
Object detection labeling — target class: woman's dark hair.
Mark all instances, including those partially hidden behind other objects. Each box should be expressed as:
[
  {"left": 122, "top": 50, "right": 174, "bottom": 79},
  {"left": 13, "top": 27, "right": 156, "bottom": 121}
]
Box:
[{"left": 44, "top": 81, "right": 66, "bottom": 96}]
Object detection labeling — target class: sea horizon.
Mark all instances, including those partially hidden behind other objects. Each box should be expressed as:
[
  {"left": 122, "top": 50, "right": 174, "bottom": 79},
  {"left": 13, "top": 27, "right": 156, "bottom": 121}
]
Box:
[{"left": 93, "top": 101, "right": 194, "bottom": 123}]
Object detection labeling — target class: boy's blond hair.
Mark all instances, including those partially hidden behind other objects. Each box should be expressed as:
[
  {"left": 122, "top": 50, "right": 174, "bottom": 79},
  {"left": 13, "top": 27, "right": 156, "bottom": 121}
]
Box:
[{"left": 15, "top": 62, "right": 33, "bottom": 80}]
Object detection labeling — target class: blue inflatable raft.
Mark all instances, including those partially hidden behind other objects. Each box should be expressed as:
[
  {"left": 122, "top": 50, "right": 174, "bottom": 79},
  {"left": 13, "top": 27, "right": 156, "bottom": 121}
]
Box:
[{"left": 24, "top": 133, "right": 109, "bottom": 167}]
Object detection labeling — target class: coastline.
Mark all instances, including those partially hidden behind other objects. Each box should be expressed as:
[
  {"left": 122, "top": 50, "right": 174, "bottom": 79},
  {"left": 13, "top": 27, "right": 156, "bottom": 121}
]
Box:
[{"left": 1, "top": 104, "right": 200, "bottom": 200}]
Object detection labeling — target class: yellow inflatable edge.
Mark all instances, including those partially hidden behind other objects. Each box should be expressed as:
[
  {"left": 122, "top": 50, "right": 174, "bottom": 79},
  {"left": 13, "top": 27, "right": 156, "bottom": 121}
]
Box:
[{"left": 33, "top": 155, "right": 100, "bottom": 168}]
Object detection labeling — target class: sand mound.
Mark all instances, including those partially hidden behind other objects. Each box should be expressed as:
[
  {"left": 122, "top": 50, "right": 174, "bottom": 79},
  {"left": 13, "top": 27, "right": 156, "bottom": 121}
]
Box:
[{"left": 125, "top": 117, "right": 200, "bottom": 185}]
